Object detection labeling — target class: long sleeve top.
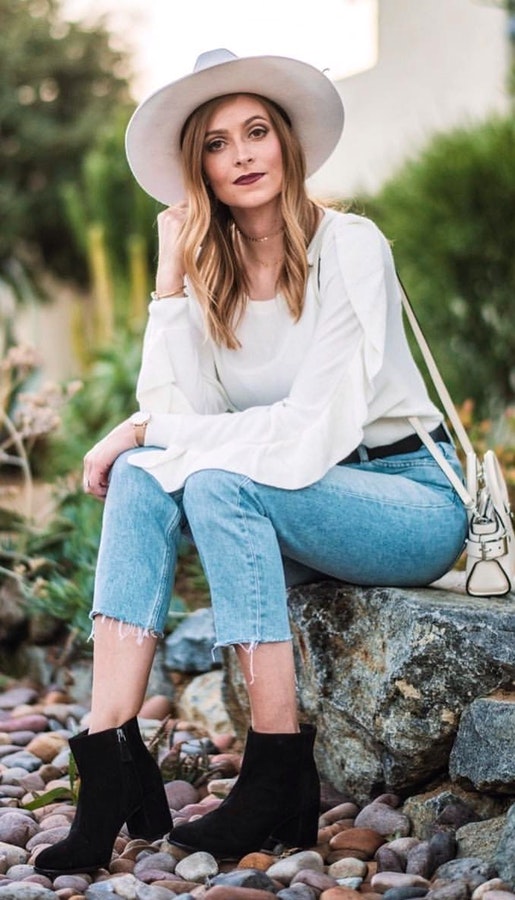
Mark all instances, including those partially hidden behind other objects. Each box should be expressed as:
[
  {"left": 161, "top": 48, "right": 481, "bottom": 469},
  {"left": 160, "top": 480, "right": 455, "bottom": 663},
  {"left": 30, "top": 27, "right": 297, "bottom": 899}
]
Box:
[{"left": 128, "top": 208, "right": 442, "bottom": 492}]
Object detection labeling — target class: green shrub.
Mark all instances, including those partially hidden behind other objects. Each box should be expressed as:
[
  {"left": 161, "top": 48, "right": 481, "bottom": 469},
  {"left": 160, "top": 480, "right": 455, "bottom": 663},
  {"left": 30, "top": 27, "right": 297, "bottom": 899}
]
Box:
[{"left": 354, "top": 115, "right": 515, "bottom": 416}]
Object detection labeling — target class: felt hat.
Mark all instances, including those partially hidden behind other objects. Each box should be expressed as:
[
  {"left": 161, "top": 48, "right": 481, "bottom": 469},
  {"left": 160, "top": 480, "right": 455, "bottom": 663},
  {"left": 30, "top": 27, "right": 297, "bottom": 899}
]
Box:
[{"left": 125, "top": 48, "right": 344, "bottom": 206}]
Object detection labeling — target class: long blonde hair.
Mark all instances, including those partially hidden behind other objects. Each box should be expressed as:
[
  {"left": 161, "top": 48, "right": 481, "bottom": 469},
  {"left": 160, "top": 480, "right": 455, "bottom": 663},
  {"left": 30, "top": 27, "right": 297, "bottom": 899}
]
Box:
[{"left": 180, "top": 93, "right": 320, "bottom": 349}]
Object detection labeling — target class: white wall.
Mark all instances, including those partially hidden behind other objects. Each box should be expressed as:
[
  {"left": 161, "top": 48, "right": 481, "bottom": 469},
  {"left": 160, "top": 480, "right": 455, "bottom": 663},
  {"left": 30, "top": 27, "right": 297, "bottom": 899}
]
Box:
[{"left": 308, "top": 0, "right": 510, "bottom": 199}]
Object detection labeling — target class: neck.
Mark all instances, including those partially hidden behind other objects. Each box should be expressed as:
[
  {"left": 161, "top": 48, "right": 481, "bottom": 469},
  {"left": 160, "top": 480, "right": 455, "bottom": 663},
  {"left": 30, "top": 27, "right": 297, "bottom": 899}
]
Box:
[{"left": 235, "top": 222, "right": 283, "bottom": 243}]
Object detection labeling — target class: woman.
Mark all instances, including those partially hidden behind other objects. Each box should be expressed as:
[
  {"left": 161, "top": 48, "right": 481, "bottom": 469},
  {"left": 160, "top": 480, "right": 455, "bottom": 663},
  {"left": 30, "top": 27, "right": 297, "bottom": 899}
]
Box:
[{"left": 35, "top": 49, "right": 468, "bottom": 876}]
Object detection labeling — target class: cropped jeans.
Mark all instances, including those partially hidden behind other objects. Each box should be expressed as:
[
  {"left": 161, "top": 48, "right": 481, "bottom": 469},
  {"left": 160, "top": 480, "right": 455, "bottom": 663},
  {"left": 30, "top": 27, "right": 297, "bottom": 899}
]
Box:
[{"left": 91, "top": 442, "right": 468, "bottom": 649}]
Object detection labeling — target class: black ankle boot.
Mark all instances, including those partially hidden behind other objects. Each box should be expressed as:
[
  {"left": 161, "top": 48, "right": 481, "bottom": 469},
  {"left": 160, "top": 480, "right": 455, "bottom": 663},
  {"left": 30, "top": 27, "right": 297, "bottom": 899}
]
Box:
[
  {"left": 122, "top": 716, "right": 172, "bottom": 840},
  {"left": 167, "top": 724, "right": 320, "bottom": 859},
  {"left": 34, "top": 717, "right": 172, "bottom": 876}
]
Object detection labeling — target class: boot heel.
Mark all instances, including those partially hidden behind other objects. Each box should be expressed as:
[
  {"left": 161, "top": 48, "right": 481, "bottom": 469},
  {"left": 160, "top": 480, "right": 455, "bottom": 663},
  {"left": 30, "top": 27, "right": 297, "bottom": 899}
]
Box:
[
  {"left": 126, "top": 790, "right": 172, "bottom": 839},
  {"left": 269, "top": 808, "right": 319, "bottom": 849}
]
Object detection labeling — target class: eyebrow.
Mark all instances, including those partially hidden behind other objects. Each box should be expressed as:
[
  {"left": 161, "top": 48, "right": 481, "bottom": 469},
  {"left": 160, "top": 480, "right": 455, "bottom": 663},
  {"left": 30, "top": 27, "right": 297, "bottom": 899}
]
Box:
[{"left": 204, "top": 115, "right": 269, "bottom": 138}]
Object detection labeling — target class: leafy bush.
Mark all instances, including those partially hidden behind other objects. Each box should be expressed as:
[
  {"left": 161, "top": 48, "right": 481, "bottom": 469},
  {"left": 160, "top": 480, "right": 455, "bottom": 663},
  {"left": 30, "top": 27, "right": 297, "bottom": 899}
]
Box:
[{"left": 354, "top": 115, "right": 515, "bottom": 416}]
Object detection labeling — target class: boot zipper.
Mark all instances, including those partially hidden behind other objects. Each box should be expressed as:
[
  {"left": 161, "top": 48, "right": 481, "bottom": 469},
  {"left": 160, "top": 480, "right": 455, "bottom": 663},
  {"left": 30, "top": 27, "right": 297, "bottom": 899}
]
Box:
[{"left": 116, "top": 728, "right": 132, "bottom": 762}]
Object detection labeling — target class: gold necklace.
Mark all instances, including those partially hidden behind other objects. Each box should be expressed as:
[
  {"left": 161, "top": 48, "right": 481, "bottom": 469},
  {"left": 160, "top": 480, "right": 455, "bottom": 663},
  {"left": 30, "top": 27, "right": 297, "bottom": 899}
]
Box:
[{"left": 235, "top": 223, "right": 284, "bottom": 243}]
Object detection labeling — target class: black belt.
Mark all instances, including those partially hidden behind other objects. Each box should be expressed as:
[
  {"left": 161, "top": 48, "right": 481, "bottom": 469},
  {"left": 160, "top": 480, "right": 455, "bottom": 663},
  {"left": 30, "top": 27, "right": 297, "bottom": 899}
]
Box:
[{"left": 338, "top": 424, "right": 450, "bottom": 466}]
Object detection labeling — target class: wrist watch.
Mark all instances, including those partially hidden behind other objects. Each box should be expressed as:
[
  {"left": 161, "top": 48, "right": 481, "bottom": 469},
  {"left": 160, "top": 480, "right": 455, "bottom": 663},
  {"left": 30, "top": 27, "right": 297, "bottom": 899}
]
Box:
[{"left": 129, "top": 411, "right": 151, "bottom": 447}]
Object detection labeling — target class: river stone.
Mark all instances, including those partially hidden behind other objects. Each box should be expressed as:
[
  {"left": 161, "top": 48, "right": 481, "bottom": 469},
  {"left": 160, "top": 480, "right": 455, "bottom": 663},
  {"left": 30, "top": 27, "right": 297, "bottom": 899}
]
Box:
[
  {"left": 0, "top": 885, "right": 57, "bottom": 898},
  {"left": 134, "top": 853, "right": 177, "bottom": 877},
  {"left": 266, "top": 851, "right": 324, "bottom": 884},
  {"left": 494, "top": 803, "right": 515, "bottom": 888},
  {"left": 354, "top": 801, "right": 410, "bottom": 837},
  {"left": 405, "top": 842, "right": 434, "bottom": 878},
  {"left": 0, "top": 843, "right": 28, "bottom": 867},
  {"left": 472, "top": 880, "right": 514, "bottom": 900},
  {"left": 433, "top": 859, "right": 497, "bottom": 889},
  {"left": 223, "top": 581, "right": 515, "bottom": 801},
  {"left": 449, "top": 696, "right": 515, "bottom": 792},
  {"left": 291, "top": 870, "right": 339, "bottom": 892},
  {"left": 0, "top": 813, "right": 38, "bottom": 847},
  {"left": 382, "top": 889, "right": 429, "bottom": 900},
  {"left": 372, "top": 874, "right": 430, "bottom": 892},
  {"left": 328, "top": 858, "right": 367, "bottom": 879},
  {"left": 175, "top": 851, "right": 218, "bottom": 882},
  {"left": 209, "top": 870, "right": 277, "bottom": 891},
  {"left": 0, "top": 689, "right": 39, "bottom": 710},
  {"left": 276, "top": 887, "right": 318, "bottom": 900},
  {"left": 425, "top": 883, "right": 469, "bottom": 900},
  {"left": 0, "top": 752, "right": 41, "bottom": 772},
  {"left": 134, "top": 885, "right": 176, "bottom": 899},
  {"left": 164, "top": 609, "right": 222, "bottom": 673}
]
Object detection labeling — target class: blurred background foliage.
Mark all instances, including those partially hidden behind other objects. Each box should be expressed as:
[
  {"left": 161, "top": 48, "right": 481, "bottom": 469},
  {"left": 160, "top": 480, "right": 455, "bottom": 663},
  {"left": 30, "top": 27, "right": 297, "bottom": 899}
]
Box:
[{"left": 0, "top": 0, "right": 515, "bottom": 651}]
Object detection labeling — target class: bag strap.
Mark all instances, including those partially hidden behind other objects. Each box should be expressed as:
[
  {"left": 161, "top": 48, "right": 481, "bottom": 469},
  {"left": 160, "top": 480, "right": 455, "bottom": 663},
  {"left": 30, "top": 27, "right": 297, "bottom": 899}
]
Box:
[{"left": 396, "top": 275, "right": 478, "bottom": 512}]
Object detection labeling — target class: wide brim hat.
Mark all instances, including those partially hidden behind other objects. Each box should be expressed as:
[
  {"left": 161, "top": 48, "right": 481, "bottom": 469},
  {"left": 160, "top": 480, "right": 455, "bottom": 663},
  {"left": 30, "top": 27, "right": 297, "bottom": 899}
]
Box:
[{"left": 125, "top": 48, "right": 344, "bottom": 206}]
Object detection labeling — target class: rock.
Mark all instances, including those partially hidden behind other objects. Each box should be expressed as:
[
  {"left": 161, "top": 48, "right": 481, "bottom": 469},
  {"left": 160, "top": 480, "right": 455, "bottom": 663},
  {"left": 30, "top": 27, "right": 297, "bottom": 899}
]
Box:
[
  {"left": 0, "top": 885, "right": 57, "bottom": 898},
  {"left": 237, "top": 854, "right": 273, "bottom": 871},
  {"left": 175, "top": 851, "right": 219, "bottom": 882},
  {"left": 449, "top": 696, "right": 515, "bottom": 792},
  {"left": 53, "top": 875, "right": 92, "bottom": 892},
  {"left": 354, "top": 802, "right": 411, "bottom": 837},
  {"left": 382, "top": 889, "right": 429, "bottom": 900},
  {"left": 25, "top": 733, "right": 67, "bottom": 763},
  {"left": 177, "top": 671, "right": 234, "bottom": 737},
  {"left": 0, "top": 843, "right": 28, "bottom": 868},
  {"left": 291, "top": 870, "right": 339, "bottom": 892},
  {"left": 0, "top": 716, "right": 48, "bottom": 734},
  {"left": 425, "top": 883, "right": 469, "bottom": 900},
  {"left": 456, "top": 815, "right": 507, "bottom": 864},
  {"left": 223, "top": 581, "right": 515, "bottom": 800},
  {"left": 266, "top": 851, "right": 324, "bottom": 884},
  {"left": 204, "top": 888, "right": 277, "bottom": 900},
  {"left": 0, "top": 813, "right": 38, "bottom": 847},
  {"left": 0, "top": 689, "right": 38, "bottom": 710},
  {"left": 472, "top": 880, "right": 513, "bottom": 900},
  {"left": 428, "top": 833, "right": 458, "bottom": 871},
  {"left": 405, "top": 842, "right": 434, "bottom": 878},
  {"left": 165, "top": 609, "right": 222, "bottom": 673},
  {"left": 482, "top": 894, "right": 515, "bottom": 900},
  {"left": 371, "top": 874, "right": 430, "bottom": 892},
  {"left": 327, "top": 858, "right": 367, "bottom": 879},
  {"left": 320, "top": 890, "right": 363, "bottom": 900},
  {"left": 0, "top": 751, "right": 42, "bottom": 772},
  {"left": 164, "top": 780, "right": 199, "bottom": 811},
  {"left": 277, "top": 887, "right": 318, "bottom": 900},
  {"left": 133, "top": 853, "right": 177, "bottom": 877},
  {"left": 329, "top": 828, "right": 384, "bottom": 856},
  {"left": 374, "top": 845, "right": 404, "bottom": 872},
  {"left": 402, "top": 785, "right": 507, "bottom": 840},
  {"left": 433, "top": 859, "right": 498, "bottom": 890},
  {"left": 209, "top": 870, "right": 278, "bottom": 891},
  {"left": 495, "top": 803, "right": 515, "bottom": 888},
  {"left": 385, "top": 838, "right": 421, "bottom": 863},
  {"left": 319, "top": 804, "right": 360, "bottom": 826}
]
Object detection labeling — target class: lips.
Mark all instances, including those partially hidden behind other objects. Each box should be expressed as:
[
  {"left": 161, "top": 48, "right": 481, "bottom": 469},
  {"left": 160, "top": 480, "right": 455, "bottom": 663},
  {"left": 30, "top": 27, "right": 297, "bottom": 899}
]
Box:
[{"left": 234, "top": 173, "right": 265, "bottom": 185}]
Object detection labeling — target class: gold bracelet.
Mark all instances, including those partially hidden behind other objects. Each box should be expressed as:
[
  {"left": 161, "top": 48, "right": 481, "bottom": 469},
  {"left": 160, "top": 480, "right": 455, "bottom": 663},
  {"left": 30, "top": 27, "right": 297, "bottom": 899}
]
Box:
[{"left": 151, "top": 286, "right": 187, "bottom": 300}]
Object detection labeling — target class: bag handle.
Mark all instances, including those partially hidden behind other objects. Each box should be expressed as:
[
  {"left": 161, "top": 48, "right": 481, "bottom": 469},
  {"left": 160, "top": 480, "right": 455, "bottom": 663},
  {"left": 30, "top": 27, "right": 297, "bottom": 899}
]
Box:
[{"left": 397, "top": 274, "right": 479, "bottom": 510}]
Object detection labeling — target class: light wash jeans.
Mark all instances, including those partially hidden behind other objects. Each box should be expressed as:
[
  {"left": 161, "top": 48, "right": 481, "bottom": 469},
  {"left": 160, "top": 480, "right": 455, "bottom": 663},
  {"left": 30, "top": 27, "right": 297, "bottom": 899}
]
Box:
[{"left": 91, "top": 443, "right": 468, "bottom": 647}]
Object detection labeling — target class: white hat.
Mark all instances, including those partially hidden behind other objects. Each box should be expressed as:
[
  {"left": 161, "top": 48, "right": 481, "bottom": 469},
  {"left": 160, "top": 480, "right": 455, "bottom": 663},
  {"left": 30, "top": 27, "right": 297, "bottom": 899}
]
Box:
[{"left": 125, "top": 48, "right": 344, "bottom": 206}]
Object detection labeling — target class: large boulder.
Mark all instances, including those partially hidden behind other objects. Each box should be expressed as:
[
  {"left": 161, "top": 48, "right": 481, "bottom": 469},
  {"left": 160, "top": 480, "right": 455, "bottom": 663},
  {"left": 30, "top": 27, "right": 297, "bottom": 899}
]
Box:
[
  {"left": 449, "top": 694, "right": 515, "bottom": 792},
  {"left": 222, "top": 578, "right": 515, "bottom": 803}
]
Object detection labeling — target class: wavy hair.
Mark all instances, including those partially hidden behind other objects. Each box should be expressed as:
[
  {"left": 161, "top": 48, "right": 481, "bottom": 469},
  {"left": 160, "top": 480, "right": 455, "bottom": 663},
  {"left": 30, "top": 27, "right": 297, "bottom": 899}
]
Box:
[{"left": 180, "top": 93, "right": 320, "bottom": 349}]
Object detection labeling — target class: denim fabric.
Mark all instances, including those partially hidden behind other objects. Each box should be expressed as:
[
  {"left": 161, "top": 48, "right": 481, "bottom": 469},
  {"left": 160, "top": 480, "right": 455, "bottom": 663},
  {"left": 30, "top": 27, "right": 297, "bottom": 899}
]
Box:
[{"left": 91, "top": 443, "right": 468, "bottom": 646}]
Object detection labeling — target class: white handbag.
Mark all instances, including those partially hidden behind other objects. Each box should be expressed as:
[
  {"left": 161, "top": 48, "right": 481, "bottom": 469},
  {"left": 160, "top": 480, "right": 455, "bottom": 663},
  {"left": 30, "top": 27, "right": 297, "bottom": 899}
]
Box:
[{"left": 399, "top": 278, "right": 515, "bottom": 597}]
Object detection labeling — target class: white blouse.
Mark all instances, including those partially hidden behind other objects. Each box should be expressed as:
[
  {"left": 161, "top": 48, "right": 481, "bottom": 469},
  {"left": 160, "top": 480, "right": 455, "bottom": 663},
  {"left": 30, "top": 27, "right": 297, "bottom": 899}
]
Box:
[{"left": 129, "top": 209, "right": 442, "bottom": 492}]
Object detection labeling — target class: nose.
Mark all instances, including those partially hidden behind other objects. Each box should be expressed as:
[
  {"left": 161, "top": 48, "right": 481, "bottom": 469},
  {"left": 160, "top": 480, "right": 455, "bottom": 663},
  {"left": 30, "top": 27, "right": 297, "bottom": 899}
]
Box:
[{"left": 235, "top": 145, "right": 254, "bottom": 166}]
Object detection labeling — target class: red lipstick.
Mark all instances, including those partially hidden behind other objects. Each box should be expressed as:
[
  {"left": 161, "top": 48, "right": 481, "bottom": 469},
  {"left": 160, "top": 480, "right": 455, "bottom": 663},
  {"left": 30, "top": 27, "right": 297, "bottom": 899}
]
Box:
[{"left": 234, "top": 173, "right": 264, "bottom": 185}]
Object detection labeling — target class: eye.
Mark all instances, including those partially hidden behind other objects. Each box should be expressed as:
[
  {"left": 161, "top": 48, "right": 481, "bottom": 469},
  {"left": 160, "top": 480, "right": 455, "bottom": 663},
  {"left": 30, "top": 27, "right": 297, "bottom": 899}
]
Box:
[
  {"left": 205, "top": 137, "right": 226, "bottom": 153},
  {"left": 249, "top": 125, "right": 268, "bottom": 140}
]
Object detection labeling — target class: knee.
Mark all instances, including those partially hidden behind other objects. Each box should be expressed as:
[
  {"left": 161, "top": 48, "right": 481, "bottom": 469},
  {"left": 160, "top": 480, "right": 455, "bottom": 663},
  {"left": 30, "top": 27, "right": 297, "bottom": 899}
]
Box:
[
  {"left": 107, "top": 449, "right": 158, "bottom": 502},
  {"left": 183, "top": 469, "right": 248, "bottom": 520}
]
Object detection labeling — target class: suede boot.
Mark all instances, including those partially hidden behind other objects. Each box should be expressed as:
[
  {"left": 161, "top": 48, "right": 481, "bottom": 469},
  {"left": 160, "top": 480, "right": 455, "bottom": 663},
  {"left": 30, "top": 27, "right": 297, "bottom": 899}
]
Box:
[
  {"left": 167, "top": 724, "right": 320, "bottom": 858},
  {"left": 34, "top": 717, "right": 172, "bottom": 876}
]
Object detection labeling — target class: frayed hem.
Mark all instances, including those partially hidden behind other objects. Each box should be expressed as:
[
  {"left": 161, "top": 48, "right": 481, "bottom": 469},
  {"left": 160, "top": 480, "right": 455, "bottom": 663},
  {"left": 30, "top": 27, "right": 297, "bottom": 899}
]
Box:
[
  {"left": 88, "top": 614, "right": 162, "bottom": 645},
  {"left": 212, "top": 638, "right": 292, "bottom": 685}
]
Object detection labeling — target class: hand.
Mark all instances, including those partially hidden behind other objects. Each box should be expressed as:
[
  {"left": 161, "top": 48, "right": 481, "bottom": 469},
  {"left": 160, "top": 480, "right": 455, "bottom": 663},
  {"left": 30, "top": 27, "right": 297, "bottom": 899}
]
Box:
[
  {"left": 155, "top": 203, "right": 189, "bottom": 296},
  {"left": 83, "top": 419, "right": 135, "bottom": 500}
]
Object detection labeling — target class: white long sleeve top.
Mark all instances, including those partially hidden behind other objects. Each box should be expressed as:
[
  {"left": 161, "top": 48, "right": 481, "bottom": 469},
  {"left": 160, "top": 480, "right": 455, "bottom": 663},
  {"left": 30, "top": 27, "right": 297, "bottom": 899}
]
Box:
[{"left": 129, "top": 208, "right": 442, "bottom": 492}]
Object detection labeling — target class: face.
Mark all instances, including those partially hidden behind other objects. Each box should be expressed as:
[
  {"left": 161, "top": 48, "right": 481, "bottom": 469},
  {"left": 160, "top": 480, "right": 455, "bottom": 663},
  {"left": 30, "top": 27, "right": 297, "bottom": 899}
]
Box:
[{"left": 202, "top": 94, "right": 283, "bottom": 213}]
